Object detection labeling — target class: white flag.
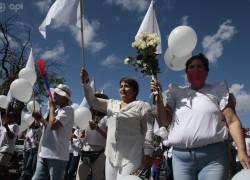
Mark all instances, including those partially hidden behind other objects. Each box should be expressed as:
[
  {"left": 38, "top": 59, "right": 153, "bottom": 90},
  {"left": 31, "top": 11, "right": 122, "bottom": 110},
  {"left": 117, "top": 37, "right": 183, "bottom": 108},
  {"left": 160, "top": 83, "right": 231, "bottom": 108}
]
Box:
[
  {"left": 26, "top": 48, "right": 35, "bottom": 70},
  {"left": 39, "top": 0, "right": 80, "bottom": 38},
  {"left": 135, "top": 0, "right": 162, "bottom": 54},
  {"left": 79, "top": 97, "right": 88, "bottom": 108}
]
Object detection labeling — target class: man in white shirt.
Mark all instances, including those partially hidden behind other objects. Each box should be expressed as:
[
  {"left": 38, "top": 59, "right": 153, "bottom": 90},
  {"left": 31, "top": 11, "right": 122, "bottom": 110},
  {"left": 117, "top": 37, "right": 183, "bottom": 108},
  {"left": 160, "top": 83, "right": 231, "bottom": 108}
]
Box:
[{"left": 31, "top": 84, "right": 74, "bottom": 180}]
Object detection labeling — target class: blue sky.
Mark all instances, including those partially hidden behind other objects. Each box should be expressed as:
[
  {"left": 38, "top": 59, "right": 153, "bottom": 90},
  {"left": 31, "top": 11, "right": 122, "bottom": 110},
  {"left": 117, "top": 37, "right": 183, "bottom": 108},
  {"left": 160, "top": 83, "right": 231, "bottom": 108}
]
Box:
[{"left": 2, "top": 0, "right": 250, "bottom": 127}]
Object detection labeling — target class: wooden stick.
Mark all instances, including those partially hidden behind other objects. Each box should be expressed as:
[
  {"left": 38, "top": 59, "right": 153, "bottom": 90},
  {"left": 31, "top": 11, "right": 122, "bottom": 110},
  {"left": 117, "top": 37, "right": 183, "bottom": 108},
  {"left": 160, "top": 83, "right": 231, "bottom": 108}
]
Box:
[{"left": 79, "top": 0, "right": 85, "bottom": 68}]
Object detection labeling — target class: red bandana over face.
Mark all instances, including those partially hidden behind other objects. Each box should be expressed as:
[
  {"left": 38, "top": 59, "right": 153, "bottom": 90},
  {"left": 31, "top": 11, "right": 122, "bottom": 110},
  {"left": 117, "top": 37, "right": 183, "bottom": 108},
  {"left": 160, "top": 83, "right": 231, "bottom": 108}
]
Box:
[{"left": 187, "top": 70, "right": 207, "bottom": 88}]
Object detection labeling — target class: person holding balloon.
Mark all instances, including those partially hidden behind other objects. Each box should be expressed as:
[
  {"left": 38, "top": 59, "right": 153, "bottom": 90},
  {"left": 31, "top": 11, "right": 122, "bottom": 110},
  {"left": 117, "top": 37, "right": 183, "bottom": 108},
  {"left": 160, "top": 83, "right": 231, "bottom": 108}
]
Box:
[
  {"left": 31, "top": 84, "right": 74, "bottom": 180},
  {"left": 76, "top": 92, "right": 108, "bottom": 180},
  {"left": 151, "top": 53, "right": 250, "bottom": 180},
  {"left": 81, "top": 68, "right": 155, "bottom": 180}
]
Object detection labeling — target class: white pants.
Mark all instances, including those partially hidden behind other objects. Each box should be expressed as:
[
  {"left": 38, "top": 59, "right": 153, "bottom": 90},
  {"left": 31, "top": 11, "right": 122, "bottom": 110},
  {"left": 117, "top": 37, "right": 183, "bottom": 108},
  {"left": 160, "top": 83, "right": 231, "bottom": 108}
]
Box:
[{"left": 105, "top": 159, "right": 140, "bottom": 180}]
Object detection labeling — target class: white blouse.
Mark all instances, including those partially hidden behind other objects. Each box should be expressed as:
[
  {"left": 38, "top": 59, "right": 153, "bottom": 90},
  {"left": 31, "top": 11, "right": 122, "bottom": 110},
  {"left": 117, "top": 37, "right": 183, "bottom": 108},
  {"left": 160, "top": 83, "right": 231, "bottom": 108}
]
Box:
[
  {"left": 84, "top": 84, "right": 154, "bottom": 167},
  {"left": 165, "top": 81, "right": 229, "bottom": 149},
  {"left": 105, "top": 99, "right": 154, "bottom": 166}
]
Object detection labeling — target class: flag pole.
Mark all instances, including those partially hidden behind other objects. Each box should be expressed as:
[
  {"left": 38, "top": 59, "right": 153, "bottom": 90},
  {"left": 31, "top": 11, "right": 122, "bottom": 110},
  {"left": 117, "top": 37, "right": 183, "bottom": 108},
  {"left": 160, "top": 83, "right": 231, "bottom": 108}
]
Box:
[{"left": 79, "top": 0, "right": 85, "bottom": 68}]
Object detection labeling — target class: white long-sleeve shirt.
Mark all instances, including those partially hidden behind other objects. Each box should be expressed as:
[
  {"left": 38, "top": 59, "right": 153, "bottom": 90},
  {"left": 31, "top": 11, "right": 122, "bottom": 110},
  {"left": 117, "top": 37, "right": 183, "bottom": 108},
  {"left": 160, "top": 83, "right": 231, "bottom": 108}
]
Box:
[{"left": 84, "top": 84, "right": 154, "bottom": 167}]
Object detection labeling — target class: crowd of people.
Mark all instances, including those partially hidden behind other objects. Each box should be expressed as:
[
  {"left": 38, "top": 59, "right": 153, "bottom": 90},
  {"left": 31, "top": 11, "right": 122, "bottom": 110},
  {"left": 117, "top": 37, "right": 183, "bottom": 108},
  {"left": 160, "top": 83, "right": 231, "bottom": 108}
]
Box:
[{"left": 0, "top": 53, "right": 250, "bottom": 180}]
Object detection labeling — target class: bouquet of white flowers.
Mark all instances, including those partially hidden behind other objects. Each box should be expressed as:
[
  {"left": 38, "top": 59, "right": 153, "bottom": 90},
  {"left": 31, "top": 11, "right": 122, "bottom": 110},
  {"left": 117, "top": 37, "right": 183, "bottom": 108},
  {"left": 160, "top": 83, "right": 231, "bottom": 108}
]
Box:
[{"left": 124, "top": 32, "right": 161, "bottom": 77}]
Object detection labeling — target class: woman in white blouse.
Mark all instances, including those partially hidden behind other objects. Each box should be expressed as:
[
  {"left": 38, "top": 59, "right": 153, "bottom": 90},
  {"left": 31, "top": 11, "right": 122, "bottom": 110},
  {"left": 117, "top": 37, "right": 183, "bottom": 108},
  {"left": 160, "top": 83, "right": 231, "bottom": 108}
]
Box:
[
  {"left": 81, "top": 69, "right": 154, "bottom": 180},
  {"left": 151, "top": 53, "right": 250, "bottom": 180}
]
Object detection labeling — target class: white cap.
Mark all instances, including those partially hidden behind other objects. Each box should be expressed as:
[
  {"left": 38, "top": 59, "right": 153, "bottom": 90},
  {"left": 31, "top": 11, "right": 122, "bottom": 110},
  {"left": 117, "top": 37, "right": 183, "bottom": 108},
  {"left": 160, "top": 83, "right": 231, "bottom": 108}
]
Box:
[{"left": 54, "top": 84, "right": 71, "bottom": 100}]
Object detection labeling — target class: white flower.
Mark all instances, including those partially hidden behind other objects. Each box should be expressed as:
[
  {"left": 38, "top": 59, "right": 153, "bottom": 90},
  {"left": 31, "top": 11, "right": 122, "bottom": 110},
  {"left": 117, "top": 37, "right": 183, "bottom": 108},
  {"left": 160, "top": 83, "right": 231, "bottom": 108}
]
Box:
[
  {"left": 124, "top": 57, "right": 132, "bottom": 64},
  {"left": 138, "top": 41, "right": 146, "bottom": 50}
]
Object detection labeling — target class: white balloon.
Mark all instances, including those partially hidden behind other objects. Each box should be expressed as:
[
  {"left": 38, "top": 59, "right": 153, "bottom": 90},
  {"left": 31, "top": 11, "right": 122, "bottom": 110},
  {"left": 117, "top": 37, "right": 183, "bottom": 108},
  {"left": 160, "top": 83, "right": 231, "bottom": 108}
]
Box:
[
  {"left": 168, "top": 26, "right": 197, "bottom": 57},
  {"left": 232, "top": 169, "right": 250, "bottom": 180},
  {"left": 18, "top": 68, "right": 37, "bottom": 86},
  {"left": 10, "top": 78, "right": 33, "bottom": 103},
  {"left": 74, "top": 107, "right": 92, "bottom": 129},
  {"left": 121, "top": 175, "right": 142, "bottom": 180},
  {"left": 164, "top": 48, "right": 192, "bottom": 71},
  {"left": 26, "top": 101, "right": 40, "bottom": 113},
  {"left": 71, "top": 103, "right": 79, "bottom": 110},
  {"left": 0, "top": 95, "right": 9, "bottom": 109},
  {"left": 20, "top": 112, "right": 34, "bottom": 132}
]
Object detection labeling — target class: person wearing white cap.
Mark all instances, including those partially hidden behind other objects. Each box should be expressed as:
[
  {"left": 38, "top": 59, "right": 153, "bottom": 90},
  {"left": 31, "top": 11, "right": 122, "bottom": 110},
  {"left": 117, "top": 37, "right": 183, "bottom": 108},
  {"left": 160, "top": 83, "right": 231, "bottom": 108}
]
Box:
[{"left": 31, "top": 84, "right": 74, "bottom": 180}]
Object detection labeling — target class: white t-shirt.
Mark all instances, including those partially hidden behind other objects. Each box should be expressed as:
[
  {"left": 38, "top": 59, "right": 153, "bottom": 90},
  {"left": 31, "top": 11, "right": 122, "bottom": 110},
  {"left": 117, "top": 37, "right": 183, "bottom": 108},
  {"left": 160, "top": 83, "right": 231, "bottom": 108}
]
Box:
[
  {"left": 85, "top": 116, "right": 107, "bottom": 147},
  {"left": 165, "top": 81, "right": 229, "bottom": 149},
  {"left": 24, "top": 127, "right": 42, "bottom": 149},
  {"left": 0, "top": 123, "right": 19, "bottom": 153},
  {"left": 71, "top": 138, "right": 80, "bottom": 156},
  {"left": 39, "top": 106, "right": 74, "bottom": 161}
]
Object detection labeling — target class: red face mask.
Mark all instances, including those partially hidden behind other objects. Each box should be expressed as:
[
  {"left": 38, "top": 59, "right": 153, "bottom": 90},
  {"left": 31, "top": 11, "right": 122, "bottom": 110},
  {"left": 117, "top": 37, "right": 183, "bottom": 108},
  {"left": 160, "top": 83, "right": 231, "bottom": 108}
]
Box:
[{"left": 187, "top": 70, "right": 207, "bottom": 89}]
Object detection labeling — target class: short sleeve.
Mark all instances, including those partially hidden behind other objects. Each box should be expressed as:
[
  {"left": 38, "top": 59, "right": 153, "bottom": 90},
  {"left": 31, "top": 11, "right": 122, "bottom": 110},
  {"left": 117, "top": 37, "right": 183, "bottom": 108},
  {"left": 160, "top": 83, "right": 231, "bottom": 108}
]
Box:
[
  {"left": 214, "top": 81, "right": 229, "bottom": 110},
  {"left": 56, "top": 106, "right": 74, "bottom": 126},
  {"left": 98, "top": 116, "right": 107, "bottom": 129}
]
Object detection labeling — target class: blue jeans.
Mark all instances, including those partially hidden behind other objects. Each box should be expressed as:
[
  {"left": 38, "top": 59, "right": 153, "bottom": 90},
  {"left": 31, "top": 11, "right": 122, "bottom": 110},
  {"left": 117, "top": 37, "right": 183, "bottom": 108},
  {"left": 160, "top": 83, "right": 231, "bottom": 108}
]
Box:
[
  {"left": 172, "top": 142, "right": 229, "bottom": 180},
  {"left": 65, "top": 155, "right": 80, "bottom": 180},
  {"left": 20, "top": 148, "right": 38, "bottom": 179},
  {"left": 151, "top": 166, "right": 160, "bottom": 180},
  {"left": 31, "top": 158, "right": 67, "bottom": 180}
]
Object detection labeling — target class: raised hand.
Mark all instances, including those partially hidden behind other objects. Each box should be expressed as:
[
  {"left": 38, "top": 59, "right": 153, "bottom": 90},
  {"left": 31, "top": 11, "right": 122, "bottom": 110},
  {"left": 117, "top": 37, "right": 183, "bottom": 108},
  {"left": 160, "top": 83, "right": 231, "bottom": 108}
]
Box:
[
  {"left": 80, "top": 68, "right": 90, "bottom": 85},
  {"left": 150, "top": 79, "right": 162, "bottom": 94}
]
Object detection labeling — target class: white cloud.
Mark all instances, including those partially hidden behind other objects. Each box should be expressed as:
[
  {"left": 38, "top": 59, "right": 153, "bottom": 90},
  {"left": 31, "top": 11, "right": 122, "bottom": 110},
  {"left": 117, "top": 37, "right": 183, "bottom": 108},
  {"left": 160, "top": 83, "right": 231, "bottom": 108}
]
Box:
[
  {"left": 0, "top": 32, "right": 20, "bottom": 49},
  {"left": 101, "top": 54, "right": 120, "bottom": 68},
  {"left": 202, "top": 19, "right": 237, "bottom": 63},
  {"left": 105, "top": 0, "right": 148, "bottom": 12},
  {"left": 181, "top": 16, "right": 189, "bottom": 25},
  {"left": 40, "top": 41, "right": 65, "bottom": 61},
  {"left": 229, "top": 83, "right": 250, "bottom": 113},
  {"left": 100, "top": 82, "right": 113, "bottom": 92},
  {"left": 34, "top": 0, "right": 51, "bottom": 14},
  {"left": 69, "top": 19, "right": 106, "bottom": 53}
]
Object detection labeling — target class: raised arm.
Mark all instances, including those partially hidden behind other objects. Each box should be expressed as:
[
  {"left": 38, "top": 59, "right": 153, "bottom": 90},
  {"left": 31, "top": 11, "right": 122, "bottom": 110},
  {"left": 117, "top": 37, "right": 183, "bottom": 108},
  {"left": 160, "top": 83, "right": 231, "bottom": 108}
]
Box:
[
  {"left": 151, "top": 79, "right": 173, "bottom": 128},
  {"left": 80, "top": 68, "right": 108, "bottom": 113}
]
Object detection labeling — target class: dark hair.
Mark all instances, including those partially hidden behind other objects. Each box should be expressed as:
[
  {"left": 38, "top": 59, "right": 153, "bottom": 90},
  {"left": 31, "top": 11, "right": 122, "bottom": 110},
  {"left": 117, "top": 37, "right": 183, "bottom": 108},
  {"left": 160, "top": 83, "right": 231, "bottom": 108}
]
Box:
[
  {"left": 94, "top": 93, "right": 109, "bottom": 100},
  {"left": 185, "top": 53, "right": 209, "bottom": 73},
  {"left": 119, "top": 77, "right": 139, "bottom": 99}
]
